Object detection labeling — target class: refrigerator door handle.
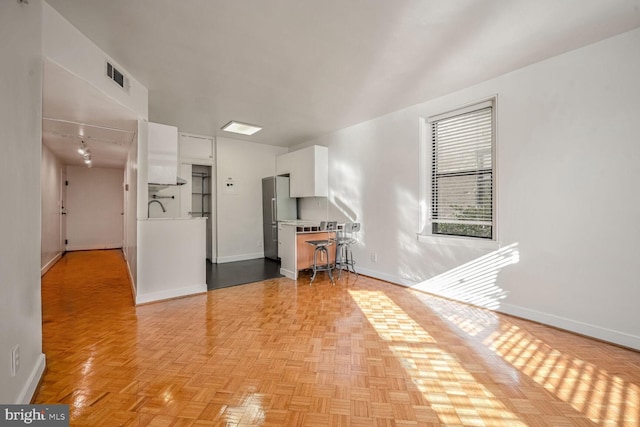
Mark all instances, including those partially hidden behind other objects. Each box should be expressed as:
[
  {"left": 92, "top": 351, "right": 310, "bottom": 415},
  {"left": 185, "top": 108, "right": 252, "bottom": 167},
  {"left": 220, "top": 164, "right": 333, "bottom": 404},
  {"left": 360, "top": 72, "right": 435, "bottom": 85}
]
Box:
[
  {"left": 272, "top": 224, "right": 277, "bottom": 242},
  {"left": 271, "top": 198, "right": 276, "bottom": 222}
]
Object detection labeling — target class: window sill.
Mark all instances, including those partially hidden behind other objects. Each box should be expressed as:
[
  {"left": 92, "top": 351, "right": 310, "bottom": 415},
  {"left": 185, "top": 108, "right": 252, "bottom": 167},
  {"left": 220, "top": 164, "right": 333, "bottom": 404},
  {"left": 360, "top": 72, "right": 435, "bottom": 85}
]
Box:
[{"left": 417, "top": 233, "right": 500, "bottom": 250}]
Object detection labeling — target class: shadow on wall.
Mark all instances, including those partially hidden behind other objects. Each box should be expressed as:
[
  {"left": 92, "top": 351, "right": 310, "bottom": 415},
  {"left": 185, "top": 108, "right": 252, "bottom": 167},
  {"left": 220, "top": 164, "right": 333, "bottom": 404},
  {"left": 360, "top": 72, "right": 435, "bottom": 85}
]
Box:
[
  {"left": 331, "top": 196, "right": 358, "bottom": 223},
  {"left": 411, "top": 243, "right": 520, "bottom": 310}
]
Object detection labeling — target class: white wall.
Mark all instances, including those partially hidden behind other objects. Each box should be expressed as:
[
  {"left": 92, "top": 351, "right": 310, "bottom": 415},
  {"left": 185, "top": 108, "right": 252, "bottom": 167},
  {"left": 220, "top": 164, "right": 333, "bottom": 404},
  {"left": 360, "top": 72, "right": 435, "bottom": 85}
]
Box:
[
  {"left": 147, "top": 186, "right": 181, "bottom": 218},
  {"left": 137, "top": 120, "right": 149, "bottom": 218},
  {"left": 42, "top": 2, "right": 148, "bottom": 119},
  {"left": 41, "top": 144, "right": 65, "bottom": 274},
  {"left": 123, "top": 136, "right": 138, "bottom": 291},
  {"left": 298, "top": 28, "right": 640, "bottom": 350},
  {"left": 136, "top": 218, "right": 207, "bottom": 304},
  {"left": 216, "top": 137, "right": 288, "bottom": 262},
  {"left": 0, "top": 0, "right": 46, "bottom": 404},
  {"left": 65, "top": 166, "right": 124, "bottom": 251}
]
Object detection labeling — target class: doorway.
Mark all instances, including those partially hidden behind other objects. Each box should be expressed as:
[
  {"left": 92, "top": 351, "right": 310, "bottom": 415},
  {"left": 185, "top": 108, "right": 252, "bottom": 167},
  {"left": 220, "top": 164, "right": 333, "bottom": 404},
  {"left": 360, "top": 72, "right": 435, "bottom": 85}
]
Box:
[
  {"left": 64, "top": 166, "right": 124, "bottom": 251},
  {"left": 180, "top": 163, "right": 216, "bottom": 262},
  {"left": 41, "top": 59, "right": 137, "bottom": 275}
]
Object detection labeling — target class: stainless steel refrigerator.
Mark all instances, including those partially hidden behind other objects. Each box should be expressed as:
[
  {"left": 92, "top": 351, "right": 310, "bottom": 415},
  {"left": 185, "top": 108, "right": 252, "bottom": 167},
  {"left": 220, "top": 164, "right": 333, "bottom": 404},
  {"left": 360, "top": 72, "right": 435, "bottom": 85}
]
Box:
[{"left": 262, "top": 176, "right": 297, "bottom": 260}]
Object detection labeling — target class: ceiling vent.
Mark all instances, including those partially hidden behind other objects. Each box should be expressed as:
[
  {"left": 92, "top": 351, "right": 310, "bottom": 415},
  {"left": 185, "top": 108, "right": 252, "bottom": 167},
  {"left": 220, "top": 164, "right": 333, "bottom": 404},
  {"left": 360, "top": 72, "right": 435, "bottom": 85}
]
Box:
[{"left": 106, "top": 61, "right": 130, "bottom": 93}]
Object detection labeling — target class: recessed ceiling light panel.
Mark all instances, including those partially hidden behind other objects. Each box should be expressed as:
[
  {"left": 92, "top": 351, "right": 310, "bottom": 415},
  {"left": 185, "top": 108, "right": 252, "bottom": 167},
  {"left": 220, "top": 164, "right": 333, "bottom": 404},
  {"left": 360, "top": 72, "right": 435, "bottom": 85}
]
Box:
[{"left": 222, "top": 121, "right": 262, "bottom": 136}]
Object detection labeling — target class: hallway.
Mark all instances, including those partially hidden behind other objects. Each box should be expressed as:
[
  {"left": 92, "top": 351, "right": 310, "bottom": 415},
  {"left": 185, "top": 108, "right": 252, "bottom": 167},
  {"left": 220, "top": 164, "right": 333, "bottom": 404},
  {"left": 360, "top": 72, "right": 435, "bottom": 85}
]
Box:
[{"left": 35, "top": 250, "right": 640, "bottom": 426}]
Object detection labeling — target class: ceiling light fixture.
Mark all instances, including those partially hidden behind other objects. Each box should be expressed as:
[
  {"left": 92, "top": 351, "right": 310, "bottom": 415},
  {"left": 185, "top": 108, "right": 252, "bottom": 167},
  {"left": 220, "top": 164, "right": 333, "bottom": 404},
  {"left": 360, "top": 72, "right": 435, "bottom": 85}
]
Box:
[
  {"left": 78, "top": 140, "right": 87, "bottom": 155},
  {"left": 221, "top": 121, "right": 262, "bottom": 136},
  {"left": 78, "top": 141, "right": 92, "bottom": 167}
]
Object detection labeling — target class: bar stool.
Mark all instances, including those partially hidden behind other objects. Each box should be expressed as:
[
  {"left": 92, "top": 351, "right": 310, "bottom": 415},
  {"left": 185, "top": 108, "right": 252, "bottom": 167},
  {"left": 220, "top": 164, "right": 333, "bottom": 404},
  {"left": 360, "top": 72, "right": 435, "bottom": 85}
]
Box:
[
  {"left": 334, "top": 222, "right": 360, "bottom": 279},
  {"left": 306, "top": 239, "right": 334, "bottom": 285}
]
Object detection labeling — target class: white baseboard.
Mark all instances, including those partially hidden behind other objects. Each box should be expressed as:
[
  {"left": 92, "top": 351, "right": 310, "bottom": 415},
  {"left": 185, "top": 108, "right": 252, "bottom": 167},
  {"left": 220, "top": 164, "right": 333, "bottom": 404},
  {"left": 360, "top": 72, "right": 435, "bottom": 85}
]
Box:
[
  {"left": 17, "top": 353, "right": 46, "bottom": 404},
  {"left": 355, "top": 266, "right": 415, "bottom": 287},
  {"left": 353, "top": 267, "right": 640, "bottom": 351},
  {"left": 216, "top": 252, "right": 264, "bottom": 264},
  {"left": 135, "top": 284, "right": 207, "bottom": 305},
  {"left": 280, "top": 268, "right": 296, "bottom": 280},
  {"left": 66, "top": 244, "right": 122, "bottom": 251},
  {"left": 499, "top": 303, "right": 640, "bottom": 351},
  {"left": 124, "top": 258, "right": 137, "bottom": 305},
  {"left": 40, "top": 252, "right": 63, "bottom": 276}
]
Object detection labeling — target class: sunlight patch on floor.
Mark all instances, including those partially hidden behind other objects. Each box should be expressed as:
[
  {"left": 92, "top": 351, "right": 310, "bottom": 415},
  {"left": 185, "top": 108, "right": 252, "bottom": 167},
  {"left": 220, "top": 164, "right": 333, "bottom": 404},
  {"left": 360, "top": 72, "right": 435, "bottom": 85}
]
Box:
[
  {"left": 487, "top": 323, "right": 640, "bottom": 426},
  {"left": 350, "top": 289, "right": 527, "bottom": 426},
  {"left": 421, "top": 294, "right": 640, "bottom": 426}
]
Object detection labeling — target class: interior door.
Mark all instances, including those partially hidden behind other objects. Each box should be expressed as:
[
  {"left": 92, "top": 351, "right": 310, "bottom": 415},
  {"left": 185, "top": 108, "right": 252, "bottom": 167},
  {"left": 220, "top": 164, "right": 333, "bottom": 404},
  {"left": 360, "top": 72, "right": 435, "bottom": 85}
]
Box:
[{"left": 65, "top": 166, "right": 124, "bottom": 251}]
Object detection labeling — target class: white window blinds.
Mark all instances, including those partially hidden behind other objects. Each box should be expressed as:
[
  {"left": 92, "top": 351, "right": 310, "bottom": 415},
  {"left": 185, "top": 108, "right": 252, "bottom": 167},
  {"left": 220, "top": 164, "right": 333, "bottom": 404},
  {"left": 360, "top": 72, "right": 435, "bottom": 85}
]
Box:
[{"left": 431, "top": 102, "right": 494, "bottom": 238}]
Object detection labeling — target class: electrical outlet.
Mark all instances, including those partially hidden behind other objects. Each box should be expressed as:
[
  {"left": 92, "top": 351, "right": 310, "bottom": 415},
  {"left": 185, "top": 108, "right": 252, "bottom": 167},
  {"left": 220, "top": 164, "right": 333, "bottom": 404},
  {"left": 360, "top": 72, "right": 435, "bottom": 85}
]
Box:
[
  {"left": 371, "top": 252, "right": 378, "bottom": 263},
  {"left": 11, "top": 345, "right": 19, "bottom": 377},
  {"left": 257, "top": 240, "right": 263, "bottom": 247}
]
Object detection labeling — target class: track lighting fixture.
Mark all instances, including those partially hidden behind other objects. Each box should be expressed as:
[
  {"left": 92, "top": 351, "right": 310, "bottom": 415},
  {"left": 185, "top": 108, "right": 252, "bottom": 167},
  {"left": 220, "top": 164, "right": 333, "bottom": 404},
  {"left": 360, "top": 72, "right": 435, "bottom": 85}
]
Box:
[
  {"left": 78, "top": 141, "right": 92, "bottom": 167},
  {"left": 78, "top": 141, "right": 88, "bottom": 155}
]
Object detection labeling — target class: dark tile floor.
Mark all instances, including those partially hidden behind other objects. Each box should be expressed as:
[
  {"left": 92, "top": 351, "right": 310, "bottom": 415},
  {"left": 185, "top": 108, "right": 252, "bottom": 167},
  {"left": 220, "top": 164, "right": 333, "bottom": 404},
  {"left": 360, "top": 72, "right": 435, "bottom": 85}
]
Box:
[{"left": 206, "top": 258, "right": 283, "bottom": 290}]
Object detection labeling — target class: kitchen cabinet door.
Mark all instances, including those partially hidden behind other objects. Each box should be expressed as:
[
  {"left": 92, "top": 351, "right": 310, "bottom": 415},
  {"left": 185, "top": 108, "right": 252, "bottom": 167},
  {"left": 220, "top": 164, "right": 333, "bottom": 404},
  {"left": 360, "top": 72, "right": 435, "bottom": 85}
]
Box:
[
  {"left": 277, "top": 145, "right": 328, "bottom": 198},
  {"left": 278, "top": 223, "right": 297, "bottom": 278},
  {"left": 180, "top": 133, "right": 213, "bottom": 164},
  {"left": 148, "top": 122, "right": 178, "bottom": 185}
]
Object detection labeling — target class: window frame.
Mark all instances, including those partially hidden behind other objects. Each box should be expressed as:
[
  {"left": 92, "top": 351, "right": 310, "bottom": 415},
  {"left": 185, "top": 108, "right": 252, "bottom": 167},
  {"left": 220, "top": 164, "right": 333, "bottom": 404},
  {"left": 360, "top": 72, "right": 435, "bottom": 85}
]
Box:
[{"left": 418, "top": 96, "right": 498, "bottom": 247}]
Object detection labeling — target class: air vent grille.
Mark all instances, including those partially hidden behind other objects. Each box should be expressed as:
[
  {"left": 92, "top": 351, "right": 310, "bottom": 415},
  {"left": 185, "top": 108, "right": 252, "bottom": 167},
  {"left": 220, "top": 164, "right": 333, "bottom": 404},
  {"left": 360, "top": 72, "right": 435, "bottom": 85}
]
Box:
[{"left": 106, "top": 61, "right": 130, "bottom": 93}]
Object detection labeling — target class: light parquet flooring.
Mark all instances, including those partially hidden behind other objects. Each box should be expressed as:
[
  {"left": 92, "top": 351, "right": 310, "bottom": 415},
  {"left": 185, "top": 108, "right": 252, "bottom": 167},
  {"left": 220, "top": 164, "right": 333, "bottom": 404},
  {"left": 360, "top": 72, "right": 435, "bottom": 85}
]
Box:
[{"left": 35, "top": 250, "right": 640, "bottom": 426}]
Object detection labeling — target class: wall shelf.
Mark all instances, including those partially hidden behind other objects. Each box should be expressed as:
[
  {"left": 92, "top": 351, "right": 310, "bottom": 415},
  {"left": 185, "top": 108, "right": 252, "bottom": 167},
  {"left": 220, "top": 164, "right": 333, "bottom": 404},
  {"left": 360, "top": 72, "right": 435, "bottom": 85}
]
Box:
[{"left": 191, "top": 171, "right": 210, "bottom": 218}]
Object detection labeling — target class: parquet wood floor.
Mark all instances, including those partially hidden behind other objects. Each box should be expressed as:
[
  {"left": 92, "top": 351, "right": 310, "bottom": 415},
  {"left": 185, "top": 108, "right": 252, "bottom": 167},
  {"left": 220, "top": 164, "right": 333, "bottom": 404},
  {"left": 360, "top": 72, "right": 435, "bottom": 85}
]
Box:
[{"left": 35, "top": 250, "right": 640, "bottom": 426}]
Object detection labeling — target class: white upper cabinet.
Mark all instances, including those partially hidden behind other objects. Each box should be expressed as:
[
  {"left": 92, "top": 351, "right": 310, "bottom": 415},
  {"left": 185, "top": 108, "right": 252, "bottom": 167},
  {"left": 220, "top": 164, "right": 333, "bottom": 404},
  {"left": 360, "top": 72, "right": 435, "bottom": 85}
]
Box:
[
  {"left": 277, "top": 145, "right": 328, "bottom": 197},
  {"left": 276, "top": 148, "right": 294, "bottom": 176},
  {"left": 148, "top": 122, "right": 178, "bottom": 185},
  {"left": 179, "top": 133, "right": 214, "bottom": 164}
]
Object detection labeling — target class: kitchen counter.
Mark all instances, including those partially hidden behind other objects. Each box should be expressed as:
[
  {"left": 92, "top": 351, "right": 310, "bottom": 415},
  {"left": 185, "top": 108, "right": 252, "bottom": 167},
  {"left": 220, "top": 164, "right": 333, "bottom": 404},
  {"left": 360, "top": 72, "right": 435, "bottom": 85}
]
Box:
[
  {"left": 279, "top": 220, "right": 343, "bottom": 233},
  {"left": 278, "top": 222, "right": 339, "bottom": 280},
  {"left": 140, "top": 217, "right": 206, "bottom": 221}
]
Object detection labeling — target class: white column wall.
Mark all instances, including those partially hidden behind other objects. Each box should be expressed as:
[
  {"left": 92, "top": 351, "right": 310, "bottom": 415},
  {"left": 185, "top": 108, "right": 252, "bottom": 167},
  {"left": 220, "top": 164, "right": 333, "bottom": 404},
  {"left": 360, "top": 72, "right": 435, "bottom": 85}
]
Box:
[
  {"left": 216, "top": 137, "right": 288, "bottom": 262},
  {"left": 41, "top": 144, "right": 65, "bottom": 274},
  {"left": 297, "top": 28, "right": 640, "bottom": 349},
  {"left": 0, "top": 0, "right": 45, "bottom": 404},
  {"left": 124, "top": 134, "right": 139, "bottom": 293}
]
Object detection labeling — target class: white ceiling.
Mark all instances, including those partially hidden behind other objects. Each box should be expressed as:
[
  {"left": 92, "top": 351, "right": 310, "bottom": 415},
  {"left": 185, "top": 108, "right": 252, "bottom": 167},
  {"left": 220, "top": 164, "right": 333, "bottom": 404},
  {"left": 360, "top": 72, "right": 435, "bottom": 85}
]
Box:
[
  {"left": 42, "top": 60, "right": 138, "bottom": 168},
  {"left": 44, "top": 0, "right": 640, "bottom": 165}
]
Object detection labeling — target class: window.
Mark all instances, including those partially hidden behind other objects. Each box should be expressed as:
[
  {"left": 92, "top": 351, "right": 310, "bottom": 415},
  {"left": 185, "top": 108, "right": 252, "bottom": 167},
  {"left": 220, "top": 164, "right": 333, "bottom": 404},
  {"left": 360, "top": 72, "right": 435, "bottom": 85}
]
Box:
[{"left": 428, "top": 99, "right": 495, "bottom": 239}]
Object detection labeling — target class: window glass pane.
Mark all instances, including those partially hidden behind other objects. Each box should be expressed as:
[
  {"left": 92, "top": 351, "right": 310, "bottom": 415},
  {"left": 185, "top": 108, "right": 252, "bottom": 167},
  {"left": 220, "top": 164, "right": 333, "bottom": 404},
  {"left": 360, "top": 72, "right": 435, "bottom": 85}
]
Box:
[
  {"left": 430, "top": 103, "right": 494, "bottom": 239},
  {"left": 433, "top": 223, "right": 493, "bottom": 239}
]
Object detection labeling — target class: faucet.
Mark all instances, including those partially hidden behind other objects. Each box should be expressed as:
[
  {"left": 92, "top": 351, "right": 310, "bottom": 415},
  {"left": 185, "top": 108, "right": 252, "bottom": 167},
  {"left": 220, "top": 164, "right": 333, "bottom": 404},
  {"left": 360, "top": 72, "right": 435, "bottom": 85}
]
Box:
[{"left": 148, "top": 199, "right": 166, "bottom": 217}]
